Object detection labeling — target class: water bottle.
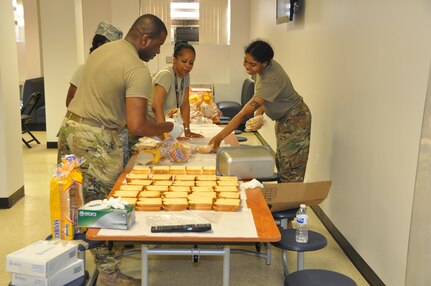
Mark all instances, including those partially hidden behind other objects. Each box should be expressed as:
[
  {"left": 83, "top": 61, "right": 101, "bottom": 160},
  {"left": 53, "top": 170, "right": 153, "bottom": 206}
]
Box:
[{"left": 295, "top": 204, "right": 308, "bottom": 243}]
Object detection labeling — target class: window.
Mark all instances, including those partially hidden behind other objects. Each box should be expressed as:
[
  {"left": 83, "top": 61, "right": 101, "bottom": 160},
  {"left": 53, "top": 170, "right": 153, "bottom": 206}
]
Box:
[
  {"left": 12, "top": 0, "right": 25, "bottom": 42},
  {"left": 140, "top": 0, "right": 230, "bottom": 45}
]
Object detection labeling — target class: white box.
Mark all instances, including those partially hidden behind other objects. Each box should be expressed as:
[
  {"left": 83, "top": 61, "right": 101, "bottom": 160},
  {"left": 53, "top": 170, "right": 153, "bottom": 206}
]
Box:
[
  {"left": 11, "top": 259, "right": 84, "bottom": 286},
  {"left": 6, "top": 240, "right": 78, "bottom": 277}
]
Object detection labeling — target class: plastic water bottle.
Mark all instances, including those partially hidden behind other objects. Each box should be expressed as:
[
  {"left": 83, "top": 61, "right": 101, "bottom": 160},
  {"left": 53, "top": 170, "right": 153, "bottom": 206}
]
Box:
[{"left": 295, "top": 204, "right": 308, "bottom": 243}]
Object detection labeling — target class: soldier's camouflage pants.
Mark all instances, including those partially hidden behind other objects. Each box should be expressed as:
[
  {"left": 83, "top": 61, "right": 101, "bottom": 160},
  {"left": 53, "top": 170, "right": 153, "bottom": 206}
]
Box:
[
  {"left": 275, "top": 102, "right": 311, "bottom": 183},
  {"left": 58, "top": 119, "right": 130, "bottom": 203}
]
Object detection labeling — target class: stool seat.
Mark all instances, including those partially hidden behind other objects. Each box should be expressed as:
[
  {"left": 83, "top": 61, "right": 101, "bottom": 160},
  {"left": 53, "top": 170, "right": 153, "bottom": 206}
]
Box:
[
  {"left": 284, "top": 269, "right": 357, "bottom": 286},
  {"left": 272, "top": 229, "right": 328, "bottom": 252},
  {"left": 272, "top": 229, "right": 327, "bottom": 275}
]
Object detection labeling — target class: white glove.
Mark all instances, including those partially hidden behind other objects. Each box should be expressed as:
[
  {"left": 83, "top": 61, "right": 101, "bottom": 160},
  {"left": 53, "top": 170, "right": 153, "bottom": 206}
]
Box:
[{"left": 168, "top": 122, "right": 184, "bottom": 138}]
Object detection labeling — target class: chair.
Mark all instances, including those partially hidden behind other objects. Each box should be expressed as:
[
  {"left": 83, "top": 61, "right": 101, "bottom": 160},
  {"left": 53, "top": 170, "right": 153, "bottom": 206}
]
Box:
[
  {"left": 21, "top": 91, "right": 42, "bottom": 148},
  {"left": 217, "top": 79, "right": 255, "bottom": 131},
  {"left": 21, "top": 77, "right": 46, "bottom": 131},
  {"left": 272, "top": 229, "right": 328, "bottom": 275},
  {"left": 284, "top": 269, "right": 357, "bottom": 286}
]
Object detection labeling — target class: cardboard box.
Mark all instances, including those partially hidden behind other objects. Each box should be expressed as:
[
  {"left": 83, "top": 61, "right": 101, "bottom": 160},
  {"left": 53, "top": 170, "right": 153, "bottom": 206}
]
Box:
[
  {"left": 6, "top": 240, "right": 78, "bottom": 278},
  {"left": 11, "top": 259, "right": 84, "bottom": 286},
  {"left": 78, "top": 201, "right": 135, "bottom": 230},
  {"left": 262, "top": 181, "right": 331, "bottom": 212}
]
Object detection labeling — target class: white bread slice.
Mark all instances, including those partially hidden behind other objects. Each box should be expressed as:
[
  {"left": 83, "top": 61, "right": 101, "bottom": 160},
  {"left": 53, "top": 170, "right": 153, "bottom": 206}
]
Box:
[
  {"left": 217, "top": 180, "right": 239, "bottom": 187},
  {"left": 217, "top": 176, "right": 238, "bottom": 181},
  {"left": 138, "top": 190, "right": 161, "bottom": 198},
  {"left": 128, "top": 179, "right": 153, "bottom": 186},
  {"left": 188, "top": 196, "right": 213, "bottom": 205},
  {"left": 137, "top": 197, "right": 162, "bottom": 206},
  {"left": 145, "top": 185, "right": 169, "bottom": 192},
  {"left": 118, "top": 184, "right": 144, "bottom": 192},
  {"left": 174, "top": 174, "right": 196, "bottom": 181},
  {"left": 169, "top": 186, "right": 191, "bottom": 193},
  {"left": 163, "top": 191, "right": 188, "bottom": 198},
  {"left": 151, "top": 174, "right": 172, "bottom": 181},
  {"left": 188, "top": 192, "right": 217, "bottom": 200},
  {"left": 195, "top": 181, "right": 217, "bottom": 187},
  {"left": 172, "top": 180, "right": 195, "bottom": 187},
  {"left": 112, "top": 190, "right": 139, "bottom": 198},
  {"left": 202, "top": 166, "right": 216, "bottom": 175},
  {"left": 191, "top": 186, "right": 214, "bottom": 192},
  {"left": 162, "top": 198, "right": 188, "bottom": 211},
  {"left": 131, "top": 165, "right": 151, "bottom": 174},
  {"left": 217, "top": 192, "right": 240, "bottom": 199},
  {"left": 152, "top": 165, "right": 170, "bottom": 174},
  {"left": 126, "top": 173, "right": 149, "bottom": 182},
  {"left": 213, "top": 198, "right": 240, "bottom": 212},
  {"left": 214, "top": 186, "right": 239, "bottom": 192},
  {"left": 152, "top": 180, "right": 173, "bottom": 186},
  {"left": 186, "top": 165, "right": 202, "bottom": 174},
  {"left": 169, "top": 165, "right": 186, "bottom": 174},
  {"left": 196, "top": 175, "right": 217, "bottom": 181}
]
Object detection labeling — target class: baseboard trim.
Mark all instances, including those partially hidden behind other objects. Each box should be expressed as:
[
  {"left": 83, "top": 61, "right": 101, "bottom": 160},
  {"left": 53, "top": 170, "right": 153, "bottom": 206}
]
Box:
[
  {"left": 47, "top": 141, "right": 58, "bottom": 149},
  {"left": 311, "top": 205, "right": 385, "bottom": 286},
  {"left": 0, "top": 186, "right": 25, "bottom": 209}
]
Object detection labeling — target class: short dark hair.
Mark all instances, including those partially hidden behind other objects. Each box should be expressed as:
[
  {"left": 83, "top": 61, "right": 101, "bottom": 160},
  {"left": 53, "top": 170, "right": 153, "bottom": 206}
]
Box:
[
  {"left": 173, "top": 40, "right": 196, "bottom": 58},
  {"left": 245, "top": 40, "right": 274, "bottom": 64},
  {"left": 89, "top": 34, "right": 108, "bottom": 53},
  {"left": 128, "top": 14, "right": 167, "bottom": 39}
]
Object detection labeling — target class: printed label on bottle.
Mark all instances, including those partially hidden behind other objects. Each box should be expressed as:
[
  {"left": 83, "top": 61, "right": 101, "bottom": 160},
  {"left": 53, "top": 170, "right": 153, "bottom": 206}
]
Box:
[{"left": 296, "top": 214, "right": 308, "bottom": 224}]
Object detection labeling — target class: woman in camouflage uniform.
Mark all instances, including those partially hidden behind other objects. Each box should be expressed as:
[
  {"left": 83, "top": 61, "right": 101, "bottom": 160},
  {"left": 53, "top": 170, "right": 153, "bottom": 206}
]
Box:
[{"left": 209, "top": 40, "right": 311, "bottom": 182}]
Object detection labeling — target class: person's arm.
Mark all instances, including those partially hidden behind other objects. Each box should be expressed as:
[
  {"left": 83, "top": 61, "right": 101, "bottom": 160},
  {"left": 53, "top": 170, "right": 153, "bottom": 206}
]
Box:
[
  {"left": 66, "top": 84, "right": 77, "bottom": 107},
  {"left": 126, "top": 97, "right": 176, "bottom": 137},
  {"left": 180, "top": 86, "right": 204, "bottom": 138},
  {"left": 151, "top": 84, "right": 168, "bottom": 123},
  {"left": 209, "top": 96, "right": 267, "bottom": 151}
]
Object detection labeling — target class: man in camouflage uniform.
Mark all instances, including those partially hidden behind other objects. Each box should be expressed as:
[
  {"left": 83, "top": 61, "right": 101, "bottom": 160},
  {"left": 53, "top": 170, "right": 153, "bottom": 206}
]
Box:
[
  {"left": 58, "top": 15, "right": 185, "bottom": 284},
  {"left": 58, "top": 14, "right": 184, "bottom": 203}
]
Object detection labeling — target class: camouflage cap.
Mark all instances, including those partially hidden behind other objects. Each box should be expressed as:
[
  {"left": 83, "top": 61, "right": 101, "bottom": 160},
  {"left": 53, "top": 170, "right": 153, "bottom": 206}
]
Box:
[{"left": 95, "top": 21, "right": 123, "bottom": 42}]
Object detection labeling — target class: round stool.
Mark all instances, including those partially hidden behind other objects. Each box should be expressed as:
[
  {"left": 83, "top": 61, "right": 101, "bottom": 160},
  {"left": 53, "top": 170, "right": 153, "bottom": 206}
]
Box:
[
  {"left": 272, "top": 208, "right": 299, "bottom": 229},
  {"left": 271, "top": 229, "right": 327, "bottom": 275},
  {"left": 284, "top": 269, "right": 357, "bottom": 286}
]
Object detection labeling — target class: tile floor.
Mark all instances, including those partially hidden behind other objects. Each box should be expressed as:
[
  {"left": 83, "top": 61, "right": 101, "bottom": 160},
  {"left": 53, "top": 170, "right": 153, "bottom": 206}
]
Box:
[{"left": 1, "top": 131, "right": 369, "bottom": 285}]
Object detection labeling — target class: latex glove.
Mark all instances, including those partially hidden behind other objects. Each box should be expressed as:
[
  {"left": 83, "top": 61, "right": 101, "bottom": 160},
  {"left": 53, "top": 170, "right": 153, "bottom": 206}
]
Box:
[
  {"left": 168, "top": 122, "right": 184, "bottom": 139},
  {"left": 245, "top": 115, "right": 264, "bottom": 131}
]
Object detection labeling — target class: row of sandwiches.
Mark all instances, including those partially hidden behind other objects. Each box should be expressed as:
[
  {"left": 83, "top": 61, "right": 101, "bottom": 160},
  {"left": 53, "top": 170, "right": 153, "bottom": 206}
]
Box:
[{"left": 131, "top": 164, "right": 216, "bottom": 175}]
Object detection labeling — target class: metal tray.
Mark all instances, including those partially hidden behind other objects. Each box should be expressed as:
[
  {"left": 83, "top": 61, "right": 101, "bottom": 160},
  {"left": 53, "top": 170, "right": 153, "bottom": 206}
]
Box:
[{"left": 216, "top": 145, "right": 275, "bottom": 180}]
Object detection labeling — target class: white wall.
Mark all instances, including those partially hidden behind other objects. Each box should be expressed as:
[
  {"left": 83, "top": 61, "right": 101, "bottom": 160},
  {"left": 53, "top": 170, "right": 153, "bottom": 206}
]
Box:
[
  {"left": 253, "top": 0, "right": 431, "bottom": 285},
  {"left": 0, "top": 0, "right": 24, "bottom": 199}
]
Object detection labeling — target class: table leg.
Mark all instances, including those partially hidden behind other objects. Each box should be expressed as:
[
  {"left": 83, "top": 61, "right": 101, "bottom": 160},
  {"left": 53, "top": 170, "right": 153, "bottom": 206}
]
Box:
[
  {"left": 265, "top": 243, "right": 271, "bottom": 265},
  {"left": 223, "top": 246, "right": 230, "bottom": 286},
  {"left": 297, "top": 251, "right": 304, "bottom": 271},
  {"left": 142, "top": 245, "right": 149, "bottom": 286}
]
